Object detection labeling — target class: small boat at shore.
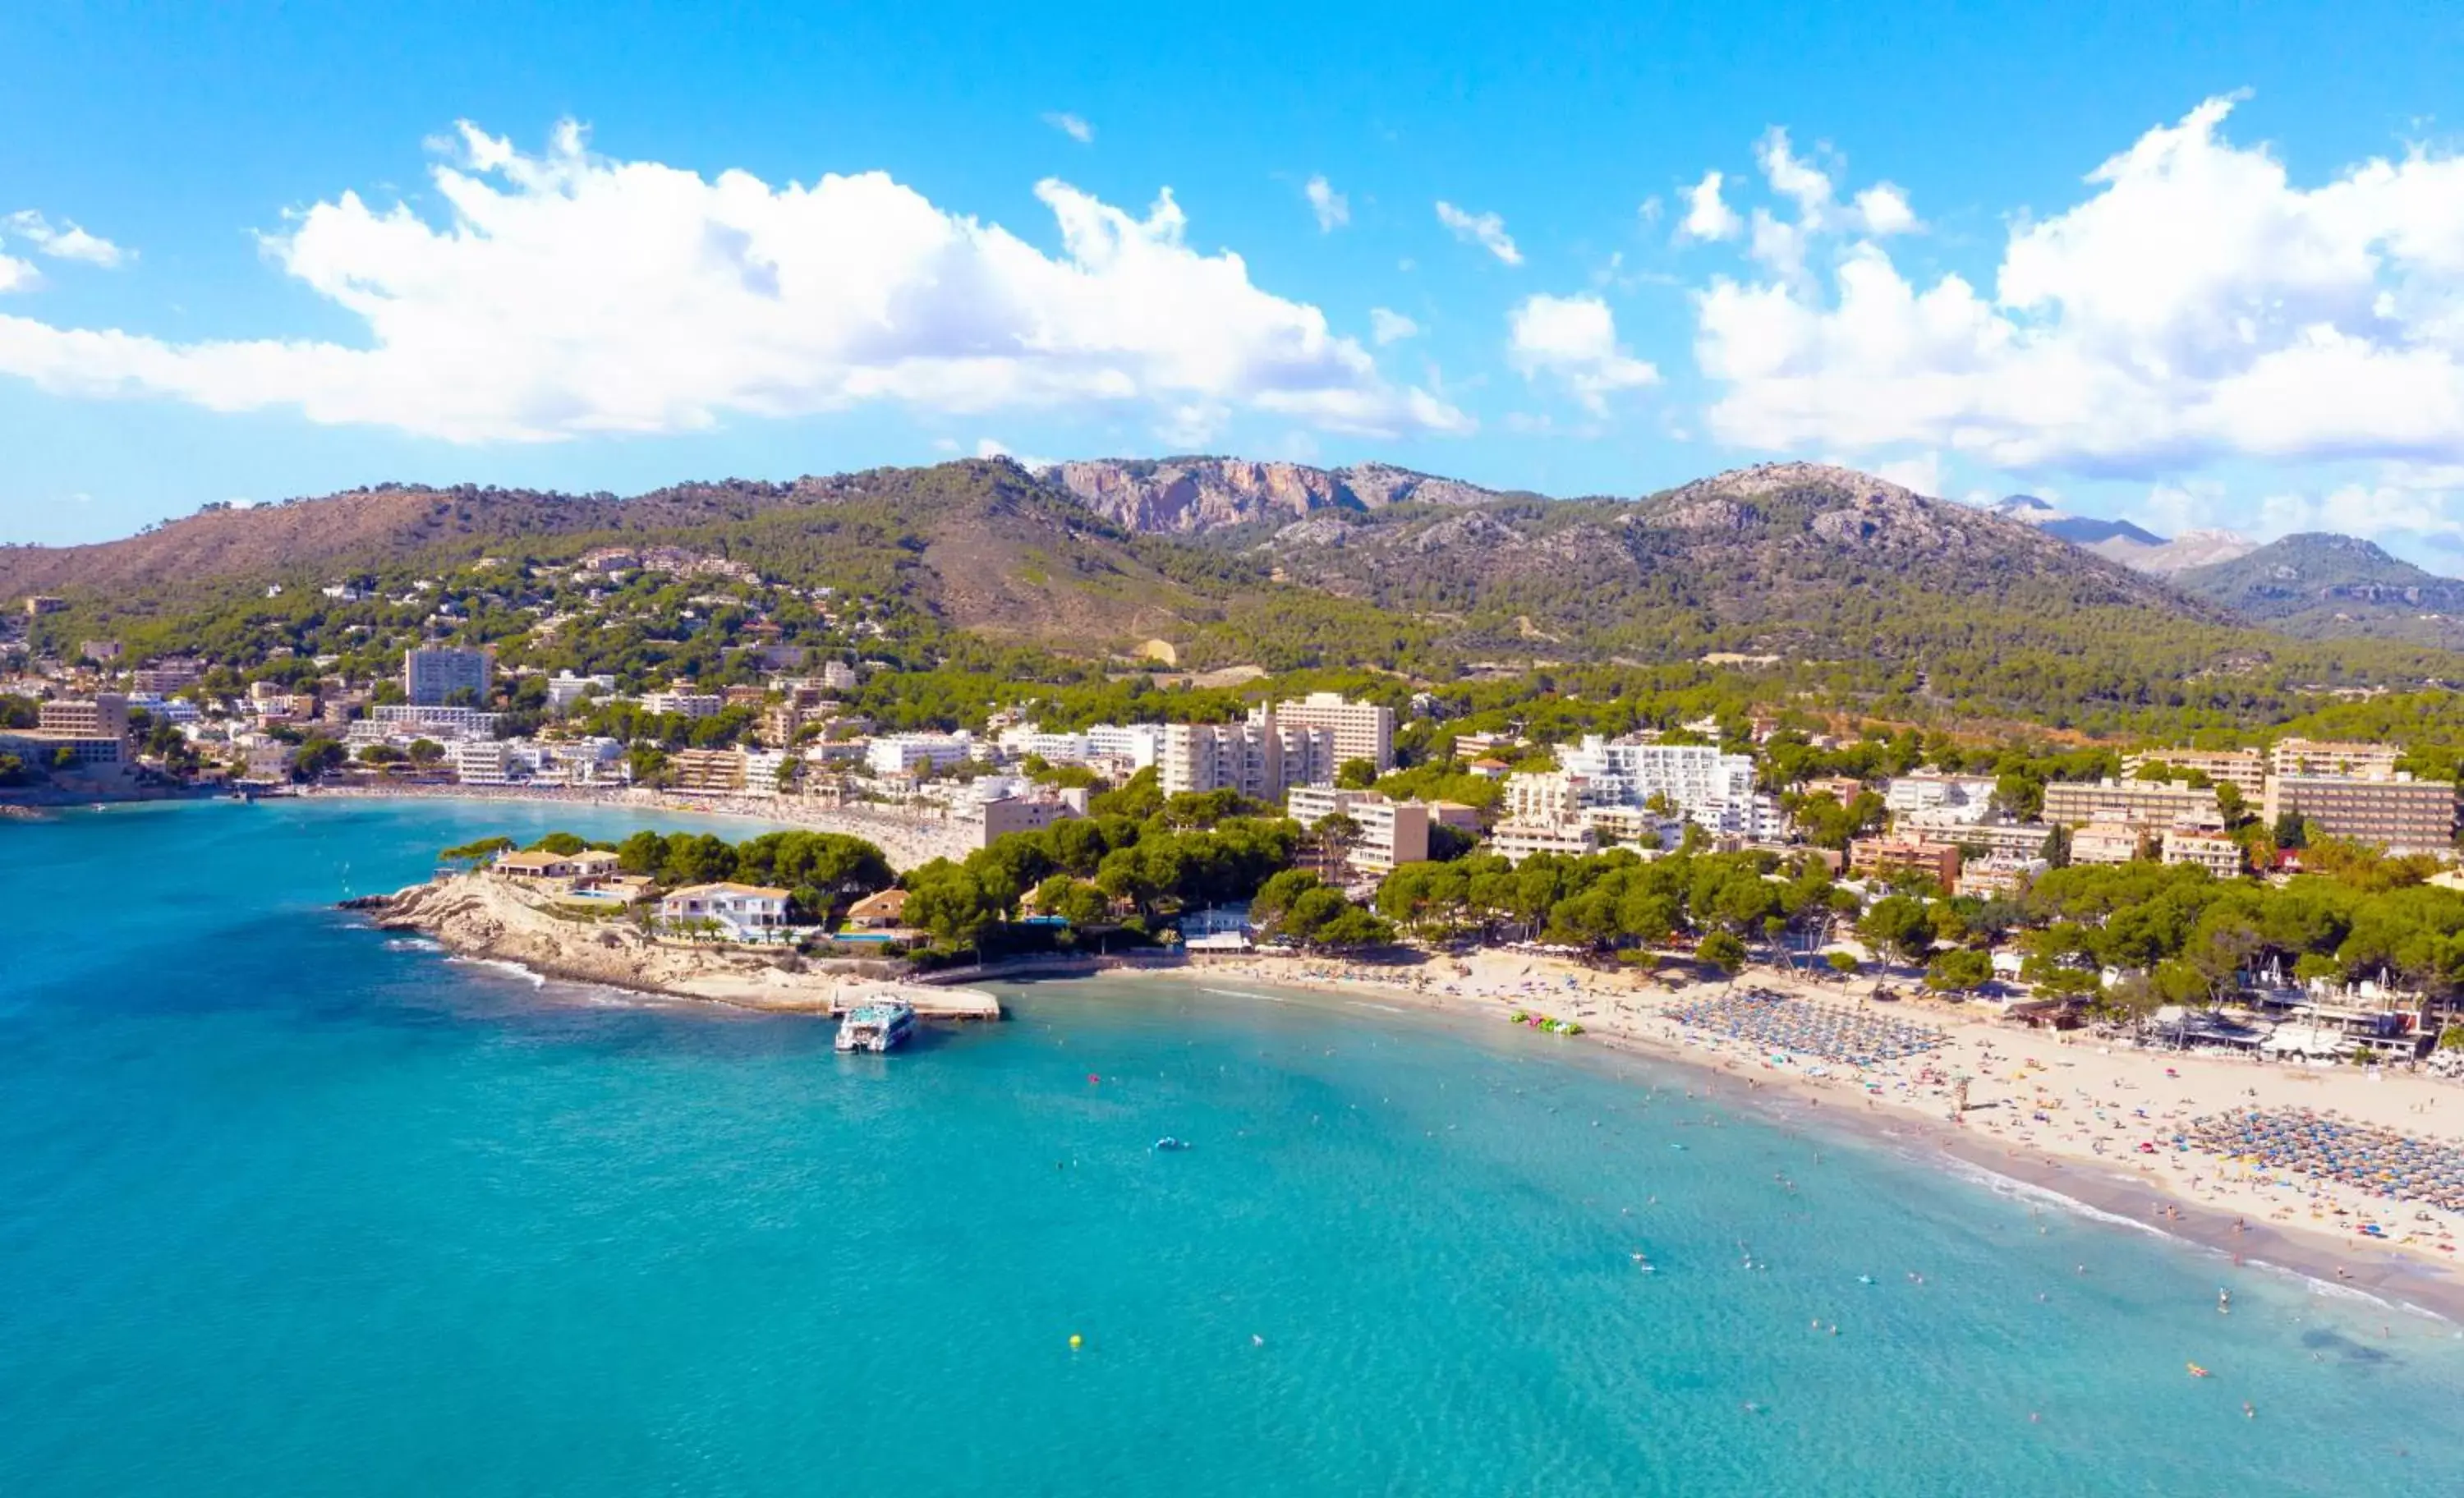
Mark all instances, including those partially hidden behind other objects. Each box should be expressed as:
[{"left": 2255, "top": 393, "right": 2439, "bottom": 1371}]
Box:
[{"left": 835, "top": 1000, "right": 917, "bottom": 1054}]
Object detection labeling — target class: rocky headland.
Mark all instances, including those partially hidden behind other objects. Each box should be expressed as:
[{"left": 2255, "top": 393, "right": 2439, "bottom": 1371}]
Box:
[{"left": 354, "top": 874, "right": 1000, "bottom": 1018}]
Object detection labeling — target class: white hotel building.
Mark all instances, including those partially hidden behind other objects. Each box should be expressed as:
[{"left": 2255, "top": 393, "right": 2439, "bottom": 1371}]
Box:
[
  {"left": 1552, "top": 735, "right": 1783, "bottom": 840},
  {"left": 867, "top": 731, "right": 980, "bottom": 775}
]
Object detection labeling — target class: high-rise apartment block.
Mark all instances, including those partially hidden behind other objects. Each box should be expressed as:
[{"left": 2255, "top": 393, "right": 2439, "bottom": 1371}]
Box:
[
  {"left": 1161, "top": 710, "right": 1335, "bottom": 802},
  {"left": 1270, "top": 692, "right": 1395, "bottom": 774},
  {"left": 2264, "top": 774, "right": 2456, "bottom": 855},
  {"left": 402, "top": 647, "right": 494, "bottom": 706}
]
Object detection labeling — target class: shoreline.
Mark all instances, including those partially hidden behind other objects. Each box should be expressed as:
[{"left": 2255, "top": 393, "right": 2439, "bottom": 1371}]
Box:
[{"left": 1095, "top": 955, "right": 2464, "bottom": 1324}]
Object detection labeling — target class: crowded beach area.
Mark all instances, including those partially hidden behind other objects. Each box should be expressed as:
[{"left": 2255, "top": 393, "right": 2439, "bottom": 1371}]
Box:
[{"left": 1124, "top": 947, "right": 2464, "bottom": 1311}]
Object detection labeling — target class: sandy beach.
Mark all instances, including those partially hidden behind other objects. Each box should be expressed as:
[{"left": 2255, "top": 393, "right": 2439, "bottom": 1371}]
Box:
[{"left": 1111, "top": 949, "right": 2464, "bottom": 1321}]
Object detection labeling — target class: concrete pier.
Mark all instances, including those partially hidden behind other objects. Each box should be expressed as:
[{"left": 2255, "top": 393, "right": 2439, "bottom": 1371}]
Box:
[{"left": 832, "top": 980, "right": 1002, "bottom": 1020}]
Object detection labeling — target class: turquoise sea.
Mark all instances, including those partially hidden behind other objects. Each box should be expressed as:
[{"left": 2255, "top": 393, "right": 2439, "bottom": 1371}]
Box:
[{"left": 5, "top": 798, "right": 2462, "bottom": 1495}]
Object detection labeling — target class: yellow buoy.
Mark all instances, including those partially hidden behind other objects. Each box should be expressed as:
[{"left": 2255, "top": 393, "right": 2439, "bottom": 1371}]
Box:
[{"left": 1069, "top": 1334, "right": 1083, "bottom": 1350}]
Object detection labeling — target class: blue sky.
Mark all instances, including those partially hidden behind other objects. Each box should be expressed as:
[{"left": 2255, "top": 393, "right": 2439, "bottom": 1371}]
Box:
[{"left": 5, "top": 1, "right": 2464, "bottom": 561}]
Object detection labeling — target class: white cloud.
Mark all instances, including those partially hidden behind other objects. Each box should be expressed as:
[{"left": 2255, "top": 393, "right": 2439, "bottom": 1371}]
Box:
[
  {"left": 1304, "top": 174, "right": 1348, "bottom": 232},
  {"left": 1872, "top": 452, "right": 1945, "bottom": 496},
  {"left": 2138, "top": 471, "right": 2464, "bottom": 550},
  {"left": 1747, "top": 206, "right": 1809, "bottom": 281},
  {"left": 1507, "top": 292, "right": 1659, "bottom": 412},
  {"left": 1755, "top": 128, "right": 1834, "bottom": 226},
  {"left": 1369, "top": 307, "right": 1418, "bottom": 345},
  {"left": 1435, "top": 200, "right": 1522, "bottom": 265},
  {"left": 1158, "top": 401, "right": 1229, "bottom": 447},
  {"left": 0, "top": 255, "right": 38, "bottom": 295},
  {"left": 0, "top": 120, "right": 1469, "bottom": 444},
  {"left": 1272, "top": 428, "right": 1323, "bottom": 462},
  {"left": 2135, "top": 478, "right": 2231, "bottom": 536},
  {"left": 1043, "top": 113, "right": 1094, "bottom": 145},
  {"left": 1694, "top": 97, "right": 2464, "bottom": 474},
  {"left": 1678, "top": 171, "right": 1741, "bottom": 241},
  {"left": 976, "top": 435, "right": 1057, "bottom": 471},
  {"left": 2263, "top": 483, "right": 2464, "bottom": 547},
  {"left": 1851, "top": 183, "right": 1918, "bottom": 237},
  {"left": 3, "top": 210, "right": 129, "bottom": 268}
]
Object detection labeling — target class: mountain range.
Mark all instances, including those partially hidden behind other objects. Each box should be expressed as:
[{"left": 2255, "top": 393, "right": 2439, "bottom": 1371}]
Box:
[
  {"left": 6, "top": 456, "right": 2462, "bottom": 715},
  {"left": 1985, "top": 493, "right": 2464, "bottom": 646},
  {"left": 1987, "top": 494, "right": 2257, "bottom": 574}
]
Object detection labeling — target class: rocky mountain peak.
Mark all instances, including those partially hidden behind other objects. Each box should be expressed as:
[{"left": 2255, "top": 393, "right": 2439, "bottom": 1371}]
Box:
[
  {"left": 1044, "top": 455, "right": 1506, "bottom": 535},
  {"left": 1663, "top": 460, "right": 1930, "bottom": 506}
]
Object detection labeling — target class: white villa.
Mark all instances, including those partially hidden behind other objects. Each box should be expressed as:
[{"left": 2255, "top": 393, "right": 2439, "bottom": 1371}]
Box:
[
  {"left": 658, "top": 882, "right": 794, "bottom": 941},
  {"left": 491, "top": 848, "right": 624, "bottom": 885}
]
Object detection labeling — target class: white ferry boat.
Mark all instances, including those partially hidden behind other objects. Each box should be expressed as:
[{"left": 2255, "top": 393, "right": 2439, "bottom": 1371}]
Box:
[{"left": 834, "top": 999, "right": 918, "bottom": 1054}]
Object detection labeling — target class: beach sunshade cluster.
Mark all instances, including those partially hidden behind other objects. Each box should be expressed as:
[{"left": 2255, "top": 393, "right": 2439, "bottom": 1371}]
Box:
[
  {"left": 1667, "top": 988, "right": 1946, "bottom": 1066},
  {"left": 2182, "top": 1107, "right": 2464, "bottom": 1211}
]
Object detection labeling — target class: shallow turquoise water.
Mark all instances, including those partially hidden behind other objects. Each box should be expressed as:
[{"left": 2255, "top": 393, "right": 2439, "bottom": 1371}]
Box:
[{"left": 4, "top": 799, "right": 2462, "bottom": 1494}]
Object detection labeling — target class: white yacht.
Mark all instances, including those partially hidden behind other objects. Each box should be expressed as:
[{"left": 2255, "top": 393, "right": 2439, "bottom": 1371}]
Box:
[{"left": 835, "top": 999, "right": 918, "bottom": 1054}]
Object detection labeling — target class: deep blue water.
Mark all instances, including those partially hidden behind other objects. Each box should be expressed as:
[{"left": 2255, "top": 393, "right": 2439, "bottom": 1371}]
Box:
[{"left": 5, "top": 798, "right": 2462, "bottom": 1494}]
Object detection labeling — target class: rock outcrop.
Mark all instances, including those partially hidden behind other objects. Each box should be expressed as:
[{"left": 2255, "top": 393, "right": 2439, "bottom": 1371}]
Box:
[
  {"left": 361, "top": 875, "right": 999, "bottom": 1017},
  {"left": 1046, "top": 457, "right": 1506, "bottom": 535}
]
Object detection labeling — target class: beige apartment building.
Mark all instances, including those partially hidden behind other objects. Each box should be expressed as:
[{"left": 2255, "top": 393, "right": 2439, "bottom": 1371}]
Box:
[
  {"left": 2270, "top": 738, "right": 2402, "bottom": 781},
  {"left": 1451, "top": 731, "right": 1516, "bottom": 763},
  {"left": 1285, "top": 786, "right": 1431, "bottom": 878},
  {"left": 666, "top": 748, "right": 748, "bottom": 794},
  {"left": 0, "top": 694, "right": 133, "bottom": 776},
  {"left": 38, "top": 694, "right": 131, "bottom": 739},
  {"left": 132, "top": 659, "right": 205, "bottom": 694},
  {"left": 1955, "top": 857, "right": 2044, "bottom": 899},
  {"left": 1848, "top": 838, "right": 1961, "bottom": 888},
  {"left": 2160, "top": 828, "right": 2246, "bottom": 876},
  {"left": 968, "top": 791, "right": 1087, "bottom": 850},
  {"left": 1271, "top": 692, "right": 1395, "bottom": 774},
  {"left": 2066, "top": 822, "right": 2143, "bottom": 865},
  {"left": 2120, "top": 747, "right": 2267, "bottom": 797},
  {"left": 2264, "top": 774, "right": 2456, "bottom": 854},
  {"left": 1967, "top": 823, "right": 2059, "bottom": 858},
  {"left": 2041, "top": 778, "right": 2222, "bottom": 831},
  {"left": 1487, "top": 821, "right": 1600, "bottom": 863}
]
